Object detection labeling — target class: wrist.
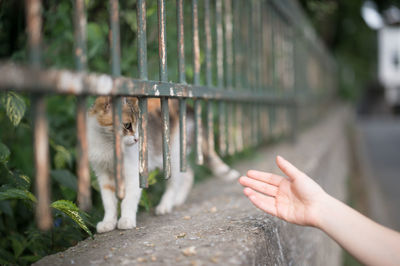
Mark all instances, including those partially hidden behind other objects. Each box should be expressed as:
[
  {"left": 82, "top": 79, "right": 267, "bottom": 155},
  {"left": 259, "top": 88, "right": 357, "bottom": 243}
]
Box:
[{"left": 309, "top": 190, "right": 332, "bottom": 229}]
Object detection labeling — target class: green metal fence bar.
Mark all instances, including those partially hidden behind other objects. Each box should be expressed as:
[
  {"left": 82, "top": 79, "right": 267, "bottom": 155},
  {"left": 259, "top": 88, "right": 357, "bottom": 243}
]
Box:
[
  {"left": 74, "top": 0, "right": 91, "bottom": 211},
  {"left": 192, "top": 0, "right": 203, "bottom": 165},
  {"left": 233, "top": 0, "right": 243, "bottom": 152},
  {"left": 215, "top": 0, "right": 226, "bottom": 156},
  {"left": 137, "top": 0, "right": 149, "bottom": 188},
  {"left": 204, "top": 0, "right": 215, "bottom": 156},
  {"left": 26, "top": 0, "right": 52, "bottom": 231},
  {"left": 157, "top": 0, "right": 171, "bottom": 179},
  {"left": 224, "top": 0, "right": 235, "bottom": 156},
  {"left": 0, "top": 63, "right": 297, "bottom": 102},
  {"left": 176, "top": 0, "right": 187, "bottom": 172}
]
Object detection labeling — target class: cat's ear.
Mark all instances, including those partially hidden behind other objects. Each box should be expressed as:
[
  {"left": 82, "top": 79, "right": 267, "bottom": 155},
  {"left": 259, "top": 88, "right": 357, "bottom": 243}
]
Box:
[{"left": 125, "top": 97, "right": 139, "bottom": 112}]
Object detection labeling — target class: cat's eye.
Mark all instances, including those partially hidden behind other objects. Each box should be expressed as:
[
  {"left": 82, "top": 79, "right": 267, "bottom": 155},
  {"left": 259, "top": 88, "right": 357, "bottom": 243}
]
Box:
[{"left": 123, "top": 123, "right": 132, "bottom": 130}]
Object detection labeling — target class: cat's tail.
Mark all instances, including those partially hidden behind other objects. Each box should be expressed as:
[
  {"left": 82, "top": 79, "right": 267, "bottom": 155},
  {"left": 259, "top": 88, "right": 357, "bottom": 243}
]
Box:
[
  {"left": 202, "top": 139, "right": 241, "bottom": 181},
  {"left": 185, "top": 105, "right": 240, "bottom": 181}
]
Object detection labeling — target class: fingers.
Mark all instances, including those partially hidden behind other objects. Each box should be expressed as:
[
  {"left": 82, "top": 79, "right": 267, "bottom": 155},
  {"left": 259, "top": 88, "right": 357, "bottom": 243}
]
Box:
[
  {"left": 276, "top": 155, "right": 305, "bottom": 181},
  {"left": 243, "top": 187, "right": 277, "bottom": 217},
  {"left": 246, "top": 170, "right": 284, "bottom": 186},
  {"left": 239, "top": 176, "right": 278, "bottom": 197}
]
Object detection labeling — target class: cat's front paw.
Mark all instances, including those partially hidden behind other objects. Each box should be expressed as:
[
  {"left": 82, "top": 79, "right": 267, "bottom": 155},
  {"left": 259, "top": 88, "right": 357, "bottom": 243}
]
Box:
[
  {"left": 117, "top": 216, "right": 136, "bottom": 230},
  {"left": 96, "top": 219, "right": 117, "bottom": 233},
  {"left": 224, "top": 169, "right": 240, "bottom": 181}
]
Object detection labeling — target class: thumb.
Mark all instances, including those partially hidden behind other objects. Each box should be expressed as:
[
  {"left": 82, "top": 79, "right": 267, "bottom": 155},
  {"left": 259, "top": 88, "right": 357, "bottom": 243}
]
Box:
[{"left": 276, "top": 155, "right": 305, "bottom": 181}]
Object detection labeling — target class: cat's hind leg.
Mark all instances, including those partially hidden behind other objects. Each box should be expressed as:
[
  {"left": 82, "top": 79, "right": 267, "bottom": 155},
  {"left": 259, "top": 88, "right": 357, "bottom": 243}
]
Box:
[
  {"left": 173, "top": 167, "right": 194, "bottom": 207},
  {"left": 155, "top": 129, "right": 194, "bottom": 215},
  {"left": 96, "top": 172, "right": 118, "bottom": 233}
]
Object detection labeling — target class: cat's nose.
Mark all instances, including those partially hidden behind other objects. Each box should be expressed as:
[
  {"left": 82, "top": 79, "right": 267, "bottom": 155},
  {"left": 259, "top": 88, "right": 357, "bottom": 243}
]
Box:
[{"left": 134, "top": 137, "right": 138, "bottom": 143}]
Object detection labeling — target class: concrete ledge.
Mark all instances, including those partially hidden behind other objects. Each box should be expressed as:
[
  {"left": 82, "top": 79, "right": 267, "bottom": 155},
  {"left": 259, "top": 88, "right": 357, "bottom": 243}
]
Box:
[{"left": 36, "top": 105, "right": 350, "bottom": 266}]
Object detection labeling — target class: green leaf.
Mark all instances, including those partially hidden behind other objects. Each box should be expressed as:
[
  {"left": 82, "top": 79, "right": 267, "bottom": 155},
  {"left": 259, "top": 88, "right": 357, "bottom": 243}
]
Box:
[
  {"left": 139, "top": 190, "right": 151, "bottom": 211},
  {"left": 2, "top": 92, "right": 26, "bottom": 126},
  {"left": 0, "top": 201, "right": 13, "bottom": 217},
  {"left": 52, "top": 144, "right": 72, "bottom": 169},
  {"left": 0, "top": 187, "right": 37, "bottom": 203},
  {"left": 16, "top": 174, "right": 31, "bottom": 189},
  {"left": 0, "top": 142, "right": 10, "bottom": 163},
  {"left": 9, "top": 233, "right": 26, "bottom": 258},
  {"left": 51, "top": 170, "right": 77, "bottom": 190},
  {"left": 19, "top": 255, "right": 41, "bottom": 264},
  {"left": 147, "top": 170, "right": 158, "bottom": 186},
  {"left": 50, "top": 200, "right": 93, "bottom": 238}
]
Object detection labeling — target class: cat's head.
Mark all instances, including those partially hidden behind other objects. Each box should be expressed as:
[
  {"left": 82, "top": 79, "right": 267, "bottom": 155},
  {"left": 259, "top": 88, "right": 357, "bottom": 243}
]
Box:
[{"left": 89, "top": 96, "right": 139, "bottom": 146}]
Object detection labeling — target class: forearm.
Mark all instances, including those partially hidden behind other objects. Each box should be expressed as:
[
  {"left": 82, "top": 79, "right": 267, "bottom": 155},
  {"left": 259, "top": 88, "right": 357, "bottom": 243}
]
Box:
[{"left": 316, "top": 193, "right": 400, "bottom": 266}]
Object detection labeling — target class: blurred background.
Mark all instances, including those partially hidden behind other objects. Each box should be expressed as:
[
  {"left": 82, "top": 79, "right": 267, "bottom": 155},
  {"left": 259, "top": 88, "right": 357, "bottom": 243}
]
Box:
[{"left": 0, "top": 0, "right": 399, "bottom": 265}]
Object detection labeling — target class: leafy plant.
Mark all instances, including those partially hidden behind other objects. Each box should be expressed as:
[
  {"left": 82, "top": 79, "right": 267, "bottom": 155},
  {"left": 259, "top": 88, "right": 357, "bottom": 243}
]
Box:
[{"left": 51, "top": 200, "right": 93, "bottom": 238}]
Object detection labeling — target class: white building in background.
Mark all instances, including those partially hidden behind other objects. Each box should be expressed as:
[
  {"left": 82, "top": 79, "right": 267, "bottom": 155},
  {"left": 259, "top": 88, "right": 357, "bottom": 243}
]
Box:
[
  {"left": 362, "top": 1, "right": 400, "bottom": 108},
  {"left": 378, "top": 27, "right": 400, "bottom": 107}
]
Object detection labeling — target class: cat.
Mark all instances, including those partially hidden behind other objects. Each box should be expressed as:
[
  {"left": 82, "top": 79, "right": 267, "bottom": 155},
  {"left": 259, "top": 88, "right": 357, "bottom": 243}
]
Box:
[{"left": 87, "top": 96, "right": 240, "bottom": 233}]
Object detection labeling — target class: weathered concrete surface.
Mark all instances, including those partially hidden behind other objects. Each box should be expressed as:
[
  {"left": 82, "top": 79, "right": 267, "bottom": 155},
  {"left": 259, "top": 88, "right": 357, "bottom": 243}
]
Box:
[{"left": 36, "top": 106, "right": 350, "bottom": 266}]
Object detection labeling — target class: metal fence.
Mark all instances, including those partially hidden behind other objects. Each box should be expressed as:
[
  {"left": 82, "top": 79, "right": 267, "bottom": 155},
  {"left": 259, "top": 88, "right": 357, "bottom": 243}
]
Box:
[{"left": 0, "top": 0, "right": 336, "bottom": 230}]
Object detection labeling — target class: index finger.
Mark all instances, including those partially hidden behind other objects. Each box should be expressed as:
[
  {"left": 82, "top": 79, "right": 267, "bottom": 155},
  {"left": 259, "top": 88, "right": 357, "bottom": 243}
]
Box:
[{"left": 246, "top": 170, "right": 285, "bottom": 186}]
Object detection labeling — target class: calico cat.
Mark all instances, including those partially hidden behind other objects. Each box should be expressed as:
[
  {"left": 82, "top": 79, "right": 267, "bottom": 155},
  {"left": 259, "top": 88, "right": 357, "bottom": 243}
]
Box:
[{"left": 87, "top": 96, "right": 240, "bottom": 233}]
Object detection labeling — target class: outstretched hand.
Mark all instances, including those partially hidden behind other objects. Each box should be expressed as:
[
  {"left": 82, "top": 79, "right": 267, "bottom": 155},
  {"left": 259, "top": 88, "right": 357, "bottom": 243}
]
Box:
[{"left": 239, "top": 156, "right": 326, "bottom": 227}]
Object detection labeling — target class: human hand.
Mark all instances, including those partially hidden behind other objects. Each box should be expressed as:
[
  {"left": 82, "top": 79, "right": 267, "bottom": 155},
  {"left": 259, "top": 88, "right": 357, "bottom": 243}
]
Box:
[{"left": 239, "top": 156, "right": 327, "bottom": 227}]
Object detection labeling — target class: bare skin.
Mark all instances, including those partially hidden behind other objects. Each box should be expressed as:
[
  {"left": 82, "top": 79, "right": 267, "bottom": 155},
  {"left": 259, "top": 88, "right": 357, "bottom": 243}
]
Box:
[{"left": 239, "top": 155, "right": 400, "bottom": 266}]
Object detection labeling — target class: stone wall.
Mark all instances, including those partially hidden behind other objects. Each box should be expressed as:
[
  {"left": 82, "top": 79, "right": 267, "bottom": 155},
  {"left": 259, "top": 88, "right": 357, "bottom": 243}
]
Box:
[{"left": 36, "top": 106, "right": 350, "bottom": 266}]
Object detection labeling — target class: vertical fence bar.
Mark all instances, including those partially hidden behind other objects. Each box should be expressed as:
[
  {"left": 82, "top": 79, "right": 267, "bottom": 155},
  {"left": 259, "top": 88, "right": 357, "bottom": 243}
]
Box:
[
  {"left": 224, "top": 0, "right": 234, "bottom": 156},
  {"left": 233, "top": 0, "right": 243, "bottom": 152},
  {"left": 26, "top": 0, "right": 52, "bottom": 231},
  {"left": 74, "top": 0, "right": 91, "bottom": 211},
  {"left": 176, "top": 0, "right": 187, "bottom": 172},
  {"left": 269, "top": 6, "right": 277, "bottom": 139},
  {"left": 204, "top": 0, "right": 214, "bottom": 154},
  {"left": 157, "top": 0, "right": 171, "bottom": 179},
  {"left": 256, "top": 1, "right": 262, "bottom": 145},
  {"left": 109, "top": 0, "right": 125, "bottom": 199},
  {"left": 137, "top": 0, "right": 149, "bottom": 187},
  {"left": 192, "top": 0, "right": 203, "bottom": 165},
  {"left": 216, "top": 0, "right": 225, "bottom": 156}
]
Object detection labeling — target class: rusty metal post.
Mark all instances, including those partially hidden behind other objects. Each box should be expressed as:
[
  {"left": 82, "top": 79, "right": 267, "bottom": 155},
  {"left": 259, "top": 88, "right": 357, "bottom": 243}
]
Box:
[
  {"left": 233, "top": 0, "right": 243, "bottom": 152},
  {"left": 109, "top": 0, "right": 125, "bottom": 199},
  {"left": 216, "top": 0, "right": 226, "bottom": 156},
  {"left": 157, "top": 0, "right": 171, "bottom": 179},
  {"left": 26, "top": 0, "right": 52, "bottom": 231},
  {"left": 204, "top": 0, "right": 215, "bottom": 154},
  {"left": 112, "top": 98, "right": 125, "bottom": 200},
  {"left": 74, "top": 0, "right": 91, "bottom": 211},
  {"left": 224, "top": 0, "right": 234, "bottom": 156},
  {"left": 192, "top": 0, "right": 203, "bottom": 165},
  {"left": 176, "top": 0, "right": 187, "bottom": 172},
  {"left": 137, "top": 0, "right": 149, "bottom": 187}
]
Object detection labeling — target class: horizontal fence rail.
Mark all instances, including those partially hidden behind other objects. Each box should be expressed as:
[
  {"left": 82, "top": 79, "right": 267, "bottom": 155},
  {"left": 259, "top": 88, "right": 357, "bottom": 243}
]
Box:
[{"left": 0, "top": 0, "right": 337, "bottom": 230}]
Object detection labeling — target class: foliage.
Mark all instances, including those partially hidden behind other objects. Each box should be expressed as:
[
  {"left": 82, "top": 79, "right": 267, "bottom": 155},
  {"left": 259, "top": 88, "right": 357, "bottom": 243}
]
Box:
[
  {"left": 50, "top": 200, "right": 93, "bottom": 238},
  {"left": 1, "top": 92, "right": 26, "bottom": 127}
]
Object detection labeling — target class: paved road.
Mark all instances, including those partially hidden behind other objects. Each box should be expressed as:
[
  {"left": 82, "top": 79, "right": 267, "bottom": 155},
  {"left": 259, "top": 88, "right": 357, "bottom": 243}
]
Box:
[{"left": 358, "top": 116, "right": 400, "bottom": 231}]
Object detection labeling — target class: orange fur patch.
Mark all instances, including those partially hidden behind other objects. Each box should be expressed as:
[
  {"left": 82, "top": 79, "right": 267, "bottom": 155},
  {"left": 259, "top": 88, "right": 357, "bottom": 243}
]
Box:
[
  {"left": 103, "top": 184, "right": 116, "bottom": 192},
  {"left": 89, "top": 97, "right": 139, "bottom": 131}
]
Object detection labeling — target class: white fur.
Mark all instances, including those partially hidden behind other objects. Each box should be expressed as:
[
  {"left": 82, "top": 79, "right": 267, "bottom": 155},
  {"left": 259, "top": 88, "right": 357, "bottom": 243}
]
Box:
[{"left": 88, "top": 111, "right": 240, "bottom": 233}]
